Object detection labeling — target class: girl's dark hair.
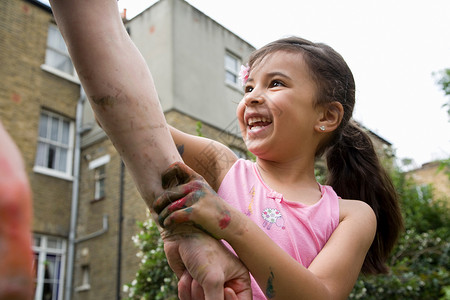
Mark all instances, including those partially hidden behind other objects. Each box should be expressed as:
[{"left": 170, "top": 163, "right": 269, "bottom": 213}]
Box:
[{"left": 248, "top": 36, "right": 403, "bottom": 274}]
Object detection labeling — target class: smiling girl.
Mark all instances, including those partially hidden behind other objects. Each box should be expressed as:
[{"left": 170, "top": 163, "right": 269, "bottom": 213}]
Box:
[{"left": 155, "top": 37, "right": 404, "bottom": 299}]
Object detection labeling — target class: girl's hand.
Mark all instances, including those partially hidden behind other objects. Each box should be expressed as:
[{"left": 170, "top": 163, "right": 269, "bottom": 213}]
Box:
[{"left": 153, "top": 162, "right": 236, "bottom": 240}]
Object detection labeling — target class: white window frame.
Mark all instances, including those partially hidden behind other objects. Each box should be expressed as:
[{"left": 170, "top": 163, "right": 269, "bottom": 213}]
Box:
[
  {"left": 33, "top": 235, "right": 66, "bottom": 300},
  {"left": 33, "top": 110, "right": 74, "bottom": 180},
  {"left": 94, "top": 165, "right": 106, "bottom": 200},
  {"left": 89, "top": 155, "right": 110, "bottom": 201},
  {"left": 225, "top": 51, "right": 241, "bottom": 87},
  {"left": 41, "top": 24, "right": 79, "bottom": 84}
]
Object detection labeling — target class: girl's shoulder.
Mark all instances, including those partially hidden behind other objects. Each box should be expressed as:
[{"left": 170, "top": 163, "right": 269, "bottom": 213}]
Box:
[
  {"left": 338, "top": 198, "right": 376, "bottom": 225},
  {"left": 335, "top": 199, "right": 377, "bottom": 254}
]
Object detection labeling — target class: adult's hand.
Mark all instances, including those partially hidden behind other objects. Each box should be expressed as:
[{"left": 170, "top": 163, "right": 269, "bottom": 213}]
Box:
[{"left": 163, "top": 230, "right": 252, "bottom": 300}]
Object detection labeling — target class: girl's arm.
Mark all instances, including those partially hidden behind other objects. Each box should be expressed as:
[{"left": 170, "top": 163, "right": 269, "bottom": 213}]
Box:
[
  {"left": 232, "top": 200, "right": 375, "bottom": 299},
  {"left": 169, "top": 126, "right": 238, "bottom": 191},
  {"left": 156, "top": 163, "right": 377, "bottom": 300},
  {"left": 49, "top": 1, "right": 251, "bottom": 299}
]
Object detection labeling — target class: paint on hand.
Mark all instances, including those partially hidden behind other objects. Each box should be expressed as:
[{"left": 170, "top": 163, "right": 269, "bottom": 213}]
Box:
[
  {"left": 168, "top": 197, "right": 188, "bottom": 212},
  {"left": 219, "top": 210, "right": 231, "bottom": 230},
  {"left": 266, "top": 268, "right": 276, "bottom": 299},
  {"left": 190, "top": 188, "right": 205, "bottom": 202},
  {"left": 161, "top": 207, "right": 193, "bottom": 228},
  {"left": 177, "top": 207, "right": 193, "bottom": 224}
]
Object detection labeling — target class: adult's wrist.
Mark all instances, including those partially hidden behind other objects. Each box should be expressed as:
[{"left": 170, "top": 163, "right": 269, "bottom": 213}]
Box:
[
  {"left": 159, "top": 224, "right": 207, "bottom": 241},
  {"left": 148, "top": 209, "right": 206, "bottom": 240}
]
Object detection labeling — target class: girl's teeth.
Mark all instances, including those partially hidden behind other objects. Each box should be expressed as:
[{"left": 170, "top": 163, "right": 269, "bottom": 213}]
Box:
[{"left": 248, "top": 117, "right": 270, "bottom": 126}]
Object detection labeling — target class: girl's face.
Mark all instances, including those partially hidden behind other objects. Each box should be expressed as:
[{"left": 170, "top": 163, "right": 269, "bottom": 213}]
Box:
[{"left": 236, "top": 51, "right": 323, "bottom": 161}]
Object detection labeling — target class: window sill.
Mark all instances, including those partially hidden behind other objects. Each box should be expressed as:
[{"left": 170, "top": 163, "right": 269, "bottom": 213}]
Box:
[
  {"left": 75, "top": 284, "right": 91, "bottom": 292},
  {"left": 33, "top": 166, "right": 73, "bottom": 181},
  {"left": 41, "top": 64, "right": 80, "bottom": 85},
  {"left": 90, "top": 197, "right": 105, "bottom": 203}
]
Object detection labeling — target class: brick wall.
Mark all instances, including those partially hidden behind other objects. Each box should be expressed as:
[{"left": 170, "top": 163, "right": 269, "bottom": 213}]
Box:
[
  {"left": 407, "top": 161, "right": 450, "bottom": 202},
  {"left": 0, "top": 0, "right": 80, "bottom": 236},
  {"left": 74, "top": 137, "right": 149, "bottom": 299}
]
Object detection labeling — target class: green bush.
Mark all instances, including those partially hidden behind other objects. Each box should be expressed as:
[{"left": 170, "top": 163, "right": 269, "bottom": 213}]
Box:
[
  {"left": 123, "top": 216, "right": 177, "bottom": 300},
  {"left": 350, "top": 171, "right": 450, "bottom": 300}
]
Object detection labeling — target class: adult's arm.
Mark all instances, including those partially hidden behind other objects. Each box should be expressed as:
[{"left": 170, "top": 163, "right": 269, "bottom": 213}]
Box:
[
  {"left": 48, "top": 1, "right": 251, "bottom": 299},
  {"left": 50, "top": 0, "right": 177, "bottom": 204}
]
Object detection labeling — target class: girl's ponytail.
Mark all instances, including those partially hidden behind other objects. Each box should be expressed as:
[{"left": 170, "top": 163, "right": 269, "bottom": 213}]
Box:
[{"left": 325, "top": 121, "right": 403, "bottom": 274}]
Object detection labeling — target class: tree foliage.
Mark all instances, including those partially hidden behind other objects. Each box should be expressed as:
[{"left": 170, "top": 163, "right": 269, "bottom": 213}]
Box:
[
  {"left": 435, "top": 68, "right": 450, "bottom": 119},
  {"left": 434, "top": 68, "right": 450, "bottom": 178},
  {"left": 349, "top": 171, "right": 450, "bottom": 300}
]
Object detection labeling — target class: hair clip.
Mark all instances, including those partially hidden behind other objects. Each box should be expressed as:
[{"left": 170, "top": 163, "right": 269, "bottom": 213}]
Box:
[{"left": 239, "top": 64, "right": 250, "bottom": 86}]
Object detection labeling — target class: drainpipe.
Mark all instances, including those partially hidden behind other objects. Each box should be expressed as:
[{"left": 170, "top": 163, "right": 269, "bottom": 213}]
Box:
[
  {"left": 65, "top": 86, "right": 86, "bottom": 300},
  {"left": 116, "top": 160, "right": 125, "bottom": 300}
]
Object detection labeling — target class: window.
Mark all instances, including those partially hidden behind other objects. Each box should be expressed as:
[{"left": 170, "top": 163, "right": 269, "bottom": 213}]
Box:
[
  {"left": 89, "top": 155, "right": 110, "bottom": 201},
  {"left": 33, "top": 235, "right": 66, "bottom": 300},
  {"left": 75, "top": 265, "right": 90, "bottom": 292},
  {"left": 43, "top": 24, "right": 78, "bottom": 82},
  {"left": 94, "top": 165, "right": 106, "bottom": 200},
  {"left": 225, "top": 52, "right": 241, "bottom": 86},
  {"left": 34, "top": 110, "right": 74, "bottom": 179},
  {"left": 81, "top": 266, "right": 90, "bottom": 287}
]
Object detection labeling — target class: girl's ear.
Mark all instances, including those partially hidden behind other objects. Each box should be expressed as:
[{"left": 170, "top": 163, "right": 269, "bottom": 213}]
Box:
[{"left": 315, "top": 101, "right": 344, "bottom": 133}]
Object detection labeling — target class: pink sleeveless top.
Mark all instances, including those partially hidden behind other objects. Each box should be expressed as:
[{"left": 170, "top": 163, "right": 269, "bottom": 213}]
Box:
[{"left": 218, "top": 159, "right": 340, "bottom": 299}]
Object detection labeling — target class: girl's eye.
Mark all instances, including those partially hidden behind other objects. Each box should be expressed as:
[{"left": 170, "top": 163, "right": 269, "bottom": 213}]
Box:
[
  {"left": 270, "top": 80, "right": 284, "bottom": 88},
  {"left": 244, "top": 86, "right": 254, "bottom": 93}
]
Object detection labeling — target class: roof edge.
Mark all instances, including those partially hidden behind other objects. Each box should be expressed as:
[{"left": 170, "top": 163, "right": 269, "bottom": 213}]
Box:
[{"left": 25, "top": 0, "right": 52, "bottom": 13}]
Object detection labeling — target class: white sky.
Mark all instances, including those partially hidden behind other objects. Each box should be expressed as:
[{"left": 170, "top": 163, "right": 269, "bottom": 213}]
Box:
[{"left": 41, "top": 0, "right": 450, "bottom": 167}]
